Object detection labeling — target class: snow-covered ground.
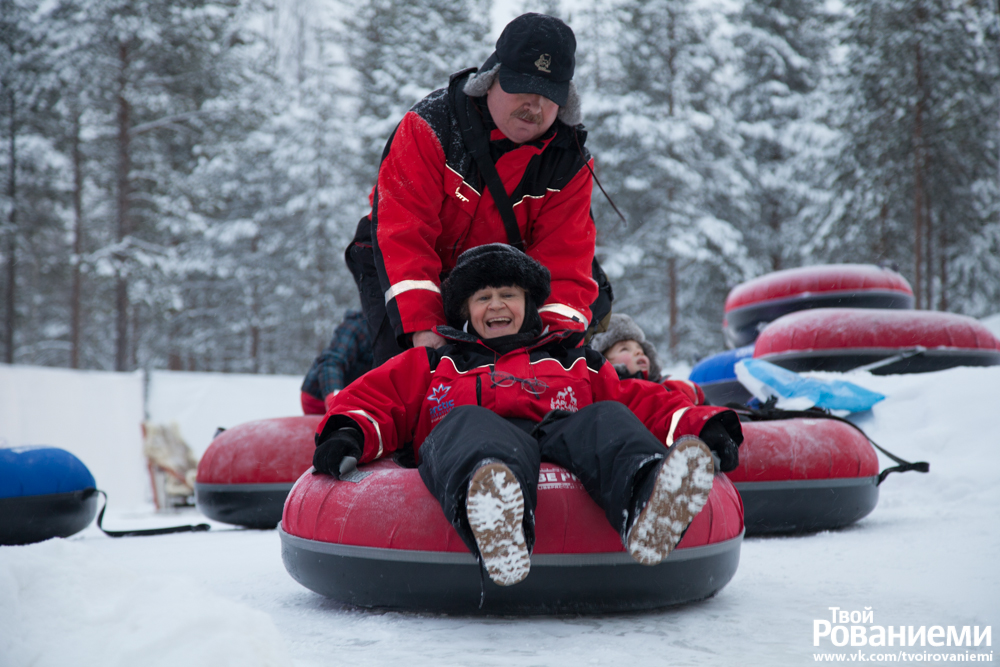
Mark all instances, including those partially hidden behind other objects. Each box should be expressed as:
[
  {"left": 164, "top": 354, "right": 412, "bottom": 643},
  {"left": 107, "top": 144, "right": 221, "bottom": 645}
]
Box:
[{"left": 2, "top": 361, "right": 998, "bottom": 666}]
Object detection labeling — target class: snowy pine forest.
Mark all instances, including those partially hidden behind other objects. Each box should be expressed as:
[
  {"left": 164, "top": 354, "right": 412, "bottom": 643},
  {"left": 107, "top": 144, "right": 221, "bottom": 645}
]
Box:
[{"left": 1, "top": 0, "right": 998, "bottom": 376}]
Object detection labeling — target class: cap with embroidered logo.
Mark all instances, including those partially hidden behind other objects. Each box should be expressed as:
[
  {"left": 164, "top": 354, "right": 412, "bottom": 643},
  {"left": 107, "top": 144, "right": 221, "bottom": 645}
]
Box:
[{"left": 482, "top": 13, "right": 576, "bottom": 107}]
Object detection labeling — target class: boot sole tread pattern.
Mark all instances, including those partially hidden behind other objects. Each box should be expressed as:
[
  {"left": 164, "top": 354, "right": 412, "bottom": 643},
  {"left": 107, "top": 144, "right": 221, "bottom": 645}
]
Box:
[
  {"left": 467, "top": 462, "right": 530, "bottom": 586},
  {"left": 627, "top": 437, "right": 715, "bottom": 566}
]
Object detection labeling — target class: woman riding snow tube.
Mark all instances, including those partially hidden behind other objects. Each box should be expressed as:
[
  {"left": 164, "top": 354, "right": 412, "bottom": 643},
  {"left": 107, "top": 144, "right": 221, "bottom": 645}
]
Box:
[{"left": 305, "top": 244, "right": 744, "bottom": 596}]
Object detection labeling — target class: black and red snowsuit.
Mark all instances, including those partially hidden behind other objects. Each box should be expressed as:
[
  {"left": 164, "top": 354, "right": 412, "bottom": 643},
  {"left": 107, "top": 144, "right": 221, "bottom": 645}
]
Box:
[
  {"left": 317, "top": 327, "right": 740, "bottom": 554},
  {"left": 345, "top": 69, "right": 599, "bottom": 365}
]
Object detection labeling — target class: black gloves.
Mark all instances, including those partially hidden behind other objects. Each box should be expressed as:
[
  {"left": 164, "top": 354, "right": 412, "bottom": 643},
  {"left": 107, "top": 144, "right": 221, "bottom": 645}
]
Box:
[
  {"left": 313, "top": 426, "right": 363, "bottom": 479},
  {"left": 699, "top": 412, "right": 743, "bottom": 473}
]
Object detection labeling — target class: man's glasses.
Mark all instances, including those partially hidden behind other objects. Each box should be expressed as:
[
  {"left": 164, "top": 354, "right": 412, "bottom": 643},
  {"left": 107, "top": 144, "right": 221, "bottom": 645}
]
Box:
[{"left": 488, "top": 370, "right": 550, "bottom": 397}]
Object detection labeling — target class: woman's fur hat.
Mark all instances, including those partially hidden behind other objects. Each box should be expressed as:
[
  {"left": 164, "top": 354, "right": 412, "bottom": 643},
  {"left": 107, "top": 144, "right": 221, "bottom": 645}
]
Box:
[
  {"left": 589, "top": 313, "right": 662, "bottom": 380},
  {"left": 441, "top": 244, "right": 551, "bottom": 331}
]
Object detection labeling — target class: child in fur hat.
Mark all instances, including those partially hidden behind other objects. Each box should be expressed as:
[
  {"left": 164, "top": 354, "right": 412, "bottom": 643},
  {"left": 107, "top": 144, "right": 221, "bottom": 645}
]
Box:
[{"left": 590, "top": 314, "right": 706, "bottom": 406}]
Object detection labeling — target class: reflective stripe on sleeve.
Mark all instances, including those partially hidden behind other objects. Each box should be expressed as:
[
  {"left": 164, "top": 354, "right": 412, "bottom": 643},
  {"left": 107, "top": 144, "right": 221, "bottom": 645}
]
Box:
[
  {"left": 346, "top": 409, "right": 384, "bottom": 459},
  {"left": 384, "top": 280, "right": 441, "bottom": 304},
  {"left": 665, "top": 407, "right": 691, "bottom": 448},
  {"left": 538, "top": 303, "right": 589, "bottom": 325}
]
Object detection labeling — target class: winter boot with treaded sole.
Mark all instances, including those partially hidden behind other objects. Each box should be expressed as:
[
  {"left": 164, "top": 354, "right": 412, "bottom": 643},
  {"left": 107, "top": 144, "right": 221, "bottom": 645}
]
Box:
[
  {"left": 626, "top": 436, "right": 715, "bottom": 566},
  {"left": 466, "top": 460, "right": 530, "bottom": 586}
]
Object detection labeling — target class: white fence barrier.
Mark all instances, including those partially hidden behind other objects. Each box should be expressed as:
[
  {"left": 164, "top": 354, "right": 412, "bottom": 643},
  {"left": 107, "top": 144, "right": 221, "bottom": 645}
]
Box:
[
  {"left": 146, "top": 370, "right": 303, "bottom": 458},
  {"left": 1, "top": 365, "right": 304, "bottom": 508},
  {"left": 0, "top": 365, "right": 147, "bottom": 508}
]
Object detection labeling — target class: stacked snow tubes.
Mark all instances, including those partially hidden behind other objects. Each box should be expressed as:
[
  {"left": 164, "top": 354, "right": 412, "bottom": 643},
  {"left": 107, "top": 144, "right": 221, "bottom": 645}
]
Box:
[
  {"left": 690, "top": 264, "right": 915, "bottom": 405},
  {"left": 688, "top": 345, "right": 755, "bottom": 407},
  {"left": 722, "top": 264, "right": 914, "bottom": 349},
  {"left": 195, "top": 416, "right": 319, "bottom": 528},
  {"left": 726, "top": 419, "right": 880, "bottom": 535},
  {"left": 754, "top": 309, "right": 1000, "bottom": 374},
  {"left": 0, "top": 446, "right": 99, "bottom": 545},
  {"left": 280, "top": 460, "right": 744, "bottom": 614}
]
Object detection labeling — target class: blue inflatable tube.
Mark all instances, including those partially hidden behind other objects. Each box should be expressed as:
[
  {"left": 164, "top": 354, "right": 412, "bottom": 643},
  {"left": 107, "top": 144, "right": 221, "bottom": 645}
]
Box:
[
  {"left": 688, "top": 345, "right": 755, "bottom": 406},
  {"left": 0, "top": 446, "right": 99, "bottom": 545}
]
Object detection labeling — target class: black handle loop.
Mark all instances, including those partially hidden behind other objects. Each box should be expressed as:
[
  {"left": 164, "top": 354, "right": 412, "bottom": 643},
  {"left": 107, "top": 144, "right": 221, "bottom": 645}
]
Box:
[
  {"left": 726, "top": 399, "right": 930, "bottom": 486},
  {"left": 874, "top": 461, "right": 930, "bottom": 485},
  {"left": 89, "top": 489, "right": 211, "bottom": 537}
]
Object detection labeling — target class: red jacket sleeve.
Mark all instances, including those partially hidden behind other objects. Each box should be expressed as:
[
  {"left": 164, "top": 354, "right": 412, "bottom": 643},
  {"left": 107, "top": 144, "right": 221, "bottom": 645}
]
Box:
[
  {"left": 660, "top": 378, "right": 707, "bottom": 405},
  {"left": 589, "top": 363, "right": 730, "bottom": 445},
  {"left": 371, "top": 111, "right": 449, "bottom": 336},
  {"left": 528, "top": 162, "right": 598, "bottom": 332},
  {"left": 317, "top": 348, "right": 432, "bottom": 463}
]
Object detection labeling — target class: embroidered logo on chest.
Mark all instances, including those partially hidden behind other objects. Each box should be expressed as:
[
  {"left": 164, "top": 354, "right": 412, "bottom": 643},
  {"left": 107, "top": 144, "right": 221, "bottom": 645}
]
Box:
[
  {"left": 549, "top": 386, "right": 578, "bottom": 413},
  {"left": 428, "top": 384, "right": 455, "bottom": 423}
]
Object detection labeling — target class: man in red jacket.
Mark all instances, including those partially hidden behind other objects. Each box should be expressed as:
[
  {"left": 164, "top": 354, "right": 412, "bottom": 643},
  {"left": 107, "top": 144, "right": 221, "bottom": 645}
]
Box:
[{"left": 345, "top": 12, "right": 599, "bottom": 366}]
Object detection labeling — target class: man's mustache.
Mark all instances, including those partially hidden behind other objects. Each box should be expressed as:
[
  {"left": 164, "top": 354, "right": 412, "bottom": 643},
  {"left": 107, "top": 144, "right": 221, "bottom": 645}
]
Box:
[{"left": 512, "top": 108, "right": 543, "bottom": 124}]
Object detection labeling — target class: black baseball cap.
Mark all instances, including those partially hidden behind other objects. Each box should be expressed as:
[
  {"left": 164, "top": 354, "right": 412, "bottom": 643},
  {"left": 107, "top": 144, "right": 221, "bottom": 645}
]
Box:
[{"left": 483, "top": 13, "right": 576, "bottom": 107}]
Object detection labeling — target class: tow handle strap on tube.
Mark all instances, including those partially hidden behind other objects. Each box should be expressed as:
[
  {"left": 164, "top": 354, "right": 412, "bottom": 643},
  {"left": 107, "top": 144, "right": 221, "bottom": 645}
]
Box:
[
  {"left": 726, "top": 399, "right": 930, "bottom": 485},
  {"left": 90, "top": 489, "right": 211, "bottom": 537}
]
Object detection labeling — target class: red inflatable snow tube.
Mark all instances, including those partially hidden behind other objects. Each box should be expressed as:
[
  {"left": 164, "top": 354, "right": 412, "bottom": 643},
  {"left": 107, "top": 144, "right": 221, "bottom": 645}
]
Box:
[
  {"left": 195, "top": 416, "right": 319, "bottom": 528},
  {"left": 723, "top": 264, "right": 914, "bottom": 348},
  {"left": 726, "top": 418, "right": 880, "bottom": 535},
  {"left": 754, "top": 308, "right": 1000, "bottom": 374},
  {"left": 279, "top": 460, "right": 744, "bottom": 614}
]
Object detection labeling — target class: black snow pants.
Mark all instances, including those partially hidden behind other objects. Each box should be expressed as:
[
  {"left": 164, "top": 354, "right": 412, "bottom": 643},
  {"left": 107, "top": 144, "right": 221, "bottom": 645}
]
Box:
[{"left": 417, "top": 402, "right": 669, "bottom": 557}]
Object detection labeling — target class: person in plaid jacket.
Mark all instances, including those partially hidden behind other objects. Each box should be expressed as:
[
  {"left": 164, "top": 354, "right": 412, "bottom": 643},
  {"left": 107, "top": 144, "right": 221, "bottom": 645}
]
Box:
[{"left": 300, "top": 310, "right": 373, "bottom": 414}]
